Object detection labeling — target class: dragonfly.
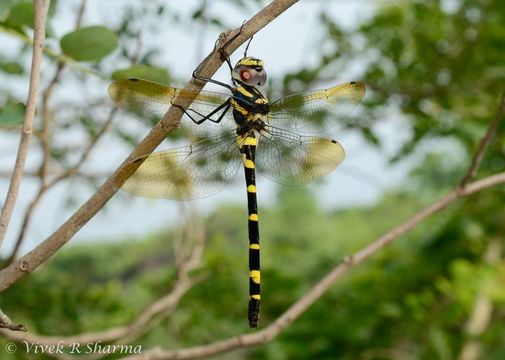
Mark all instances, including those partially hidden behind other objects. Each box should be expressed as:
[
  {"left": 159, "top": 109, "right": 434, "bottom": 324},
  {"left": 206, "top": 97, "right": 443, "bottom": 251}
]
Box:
[{"left": 108, "top": 42, "right": 365, "bottom": 328}]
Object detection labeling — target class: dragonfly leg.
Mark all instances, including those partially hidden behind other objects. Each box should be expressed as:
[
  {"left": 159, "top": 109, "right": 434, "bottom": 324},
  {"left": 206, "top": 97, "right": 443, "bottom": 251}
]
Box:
[
  {"left": 171, "top": 99, "right": 231, "bottom": 125},
  {"left": 218, "top": 20, "right": 247, "bottom": 71},
  {"left": 192, "top": 21, "right": 247, "bottom": 88}
]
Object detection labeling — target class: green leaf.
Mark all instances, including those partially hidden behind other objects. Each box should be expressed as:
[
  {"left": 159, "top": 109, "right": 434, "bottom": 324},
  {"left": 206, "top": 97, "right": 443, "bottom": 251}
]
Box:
[
  {"left": 0, "top": 103, "right": 25, "bottom": 126},
  {"left": 111, "top": 65, "right": 170, "bottom": 85},
  {"left": 4, "top": 1, "right": 34, "bottom": 30},
  {"left": 0, "top": 60, "right": 24, "bottom": 75},
  {"left": 60, "top": 26, "right": 118, "bottom": 62}
]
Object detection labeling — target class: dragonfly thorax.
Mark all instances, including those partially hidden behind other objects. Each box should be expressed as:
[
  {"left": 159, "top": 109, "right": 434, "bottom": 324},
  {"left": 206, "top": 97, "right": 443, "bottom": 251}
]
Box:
[{"left": 236, "top": 116, "right": 268, "bottom": 137}]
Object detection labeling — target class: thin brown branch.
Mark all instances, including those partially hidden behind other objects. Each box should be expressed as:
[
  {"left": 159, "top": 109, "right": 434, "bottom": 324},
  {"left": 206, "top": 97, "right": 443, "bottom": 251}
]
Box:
[
  {"left": 0, "top": 169, "right": 108, "bottom": 182},
  {"left": 459, "top": 90, "right": 505, "bottom": 187},
  {"left": 39, "top": 62, "right": 65, "bottom": 181},
  {"left": 122, "top": 172, "right": 505, "bottom": 360},
  {"left": 5, "top": 63, "right": 67, "bottom": 264},
  {"left": 0, "top": 0, "right": 51, "bottom": 249},
  {"left": 5, "top": 189, "right": 45, "bottom": 265},
  {"left": 75, "top": 0, "right": 87, "bottom": 28},
  {"left": 48, "top": 107, "right": 118, "bottom": 186},
  {"left": 0, "top": 0, "right": 299, "bottom": 293}
]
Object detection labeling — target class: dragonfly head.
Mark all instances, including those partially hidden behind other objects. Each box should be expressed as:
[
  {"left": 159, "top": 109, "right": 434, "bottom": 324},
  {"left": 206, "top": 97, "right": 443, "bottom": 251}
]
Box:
[{"left": 232, "top": 57, "right": 267, "bottom": 87}]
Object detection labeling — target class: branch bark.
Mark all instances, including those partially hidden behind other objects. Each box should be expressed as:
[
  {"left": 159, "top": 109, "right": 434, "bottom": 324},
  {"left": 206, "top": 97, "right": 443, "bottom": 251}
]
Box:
[
  {"left": 0, "top": 0, "right": 299, "bottom": 291},
  {"left": 0, "top": 0, "right": 51, "bottom": 249}
]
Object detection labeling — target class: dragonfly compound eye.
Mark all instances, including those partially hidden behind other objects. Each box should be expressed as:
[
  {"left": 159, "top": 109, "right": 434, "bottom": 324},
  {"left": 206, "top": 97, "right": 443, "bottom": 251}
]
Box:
[{"left": 236, "top": 67, "right": 267, "bottom": 87}]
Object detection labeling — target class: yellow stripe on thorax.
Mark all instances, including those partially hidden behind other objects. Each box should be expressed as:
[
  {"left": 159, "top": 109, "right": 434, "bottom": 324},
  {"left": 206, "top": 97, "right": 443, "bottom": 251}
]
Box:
[
  {"left": 250, "top": 270, "right": 260, "bottom": 284},
  {"left": 249, "top": 243, "right": 260, "bottom": 250},
  {"left": 250, "top": 294, "right": 261, "bottom": 300},
  {"left": 230, "top": 98, "right": 248, "bottom": 115},
  {"left": 249, "top": 214, "right": 259, "bottom": 221},
  {"left": 237, "top": 86, "right": 254, "bottom": 98},
  {"left": 247, "top": 185, "right": 256, "bottom": 193}
]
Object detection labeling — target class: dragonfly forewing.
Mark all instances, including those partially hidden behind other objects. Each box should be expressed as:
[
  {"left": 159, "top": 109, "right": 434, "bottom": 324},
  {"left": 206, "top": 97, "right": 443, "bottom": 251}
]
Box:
[{"left": 109, "top": 78, "right": 233, "bottom": 128}]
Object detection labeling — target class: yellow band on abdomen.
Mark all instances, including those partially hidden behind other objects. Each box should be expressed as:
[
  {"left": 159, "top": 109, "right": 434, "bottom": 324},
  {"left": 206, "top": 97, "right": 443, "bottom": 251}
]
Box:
[
  {"left": 243, "top": 158, "right": 255, "bottom": 169},
  {"left": 250, "top": 270, "right": 260, "bottom": 284}
]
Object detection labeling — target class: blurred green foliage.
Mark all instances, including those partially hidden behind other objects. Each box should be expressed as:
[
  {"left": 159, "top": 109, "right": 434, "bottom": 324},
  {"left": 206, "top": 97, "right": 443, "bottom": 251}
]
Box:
[
  {"left": 2, "top": 186, "right": 504, "bottom": 359},
  {"left": 0, "top": 0, "right": 504, "bottom": 359}
]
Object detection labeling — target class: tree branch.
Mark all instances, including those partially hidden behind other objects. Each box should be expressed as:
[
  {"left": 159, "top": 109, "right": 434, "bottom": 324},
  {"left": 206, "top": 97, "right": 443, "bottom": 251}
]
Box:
[{"left": 0, "top": 0, "right": 51, "bottom": 250}]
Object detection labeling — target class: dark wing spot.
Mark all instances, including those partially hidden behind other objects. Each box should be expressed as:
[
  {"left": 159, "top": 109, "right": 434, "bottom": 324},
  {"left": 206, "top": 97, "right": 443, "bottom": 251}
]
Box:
[{"left": 129, "top": 78, "right": 139, "bottom": 82}]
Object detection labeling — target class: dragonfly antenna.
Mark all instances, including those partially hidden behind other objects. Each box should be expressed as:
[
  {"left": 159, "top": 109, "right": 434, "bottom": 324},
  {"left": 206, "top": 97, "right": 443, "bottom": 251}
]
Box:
[{"left": 244, "top": 37, "right": 253, "bottom": 57}]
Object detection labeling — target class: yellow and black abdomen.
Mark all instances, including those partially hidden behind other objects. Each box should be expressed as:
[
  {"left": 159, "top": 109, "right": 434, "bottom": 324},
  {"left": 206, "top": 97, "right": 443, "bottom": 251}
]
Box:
[{"left": 240, "top": 135, "right": 261, "bottom": 327}]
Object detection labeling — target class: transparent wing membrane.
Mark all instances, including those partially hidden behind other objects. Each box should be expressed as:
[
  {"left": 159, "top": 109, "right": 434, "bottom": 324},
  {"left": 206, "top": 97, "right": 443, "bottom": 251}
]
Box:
[
  {"left": 268, "top": 82, "right": 366, "bottom": 133},
  {"left": 110, "top": 77, "right": 364, "bottom": 199},
  {"left": 256, "top": 125, "right": 345, "bottom": 186},
  {"left": 122, "top": 130, "right": 241, "bottom": 200}
]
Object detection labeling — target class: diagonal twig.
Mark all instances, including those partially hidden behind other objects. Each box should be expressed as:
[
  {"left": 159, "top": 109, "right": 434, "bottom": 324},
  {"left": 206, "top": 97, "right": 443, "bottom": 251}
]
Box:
[{"left": 459, "top": 90, "right": 505, "bottom": 187}]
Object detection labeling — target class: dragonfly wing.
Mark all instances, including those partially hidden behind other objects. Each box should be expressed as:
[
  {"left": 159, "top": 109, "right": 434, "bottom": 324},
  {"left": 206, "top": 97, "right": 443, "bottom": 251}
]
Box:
[
  {"left": 121, "top": 130, "right": 242, "bottom": 199},
  {"left": 268, "top": 81, "right": 365, "bottom": 133},
  {"left": 108, "top": 78, "right": 233, "bottom": 128},
  {"left": 256, "top": 126, "right": 345, "bottom": 186}
]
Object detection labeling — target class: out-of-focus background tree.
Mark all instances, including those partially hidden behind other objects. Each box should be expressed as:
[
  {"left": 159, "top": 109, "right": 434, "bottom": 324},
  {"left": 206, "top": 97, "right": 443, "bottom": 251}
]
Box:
[{"left": 0, "top": 0, "right": 504, "bottom": 359}]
